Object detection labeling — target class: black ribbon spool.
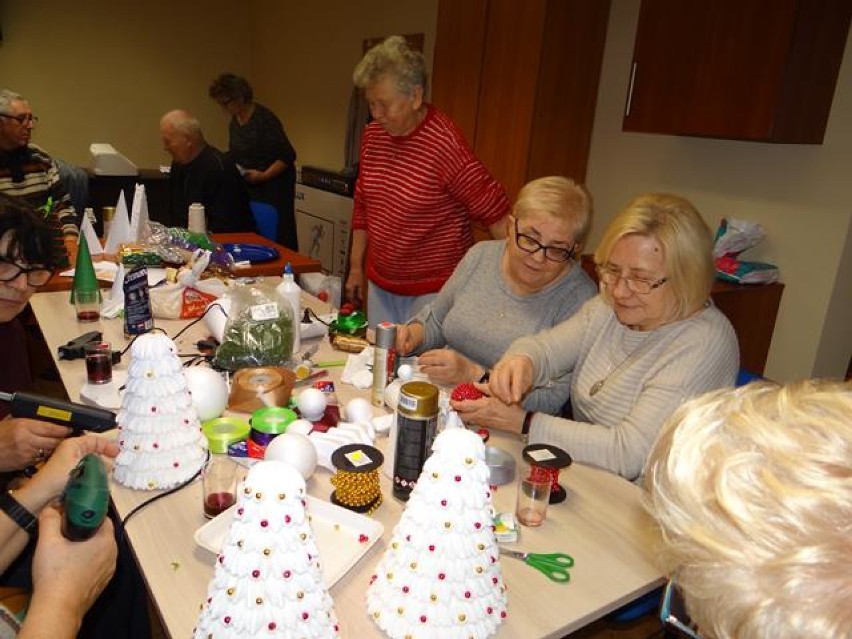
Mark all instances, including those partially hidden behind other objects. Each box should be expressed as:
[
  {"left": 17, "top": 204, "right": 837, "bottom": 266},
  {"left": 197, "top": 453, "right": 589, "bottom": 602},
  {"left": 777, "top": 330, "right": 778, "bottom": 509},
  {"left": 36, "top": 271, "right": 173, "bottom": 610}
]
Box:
[
  {"left": 522, "top": 443, "right": 572, "bottom": 504},
  {"left": 330, "top": 444, "right": 384, "bottom": 514}
]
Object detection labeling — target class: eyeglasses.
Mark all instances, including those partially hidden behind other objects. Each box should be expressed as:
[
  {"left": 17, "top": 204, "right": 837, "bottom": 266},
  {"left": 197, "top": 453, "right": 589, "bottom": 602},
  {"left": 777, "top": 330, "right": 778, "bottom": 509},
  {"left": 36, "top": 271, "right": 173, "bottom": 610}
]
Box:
[
  {"left": 596, "top": 263, "right": 667, "bottom": 294},
  {"left": 513, "top": 219, "right": 576, "bottom": 262},
  {"left": 0, "top": 256, "right": 52, "bottom": 287},
  {"left": 659, "top": 580, "right": 703, "bottom": 639},
  {"left": 0, "top": 113, "right": 39, "bottom": 126}
]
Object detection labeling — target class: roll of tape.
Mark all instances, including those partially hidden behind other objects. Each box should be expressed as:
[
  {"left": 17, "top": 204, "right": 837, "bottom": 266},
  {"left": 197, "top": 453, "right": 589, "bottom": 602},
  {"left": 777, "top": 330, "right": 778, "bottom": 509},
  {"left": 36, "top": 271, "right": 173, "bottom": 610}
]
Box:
[
  {"left": 228, "top": 367, "right": 295, "bottom": 413},
  {"left": 202, "top": 417, "right": 251, "bottom": 454}
]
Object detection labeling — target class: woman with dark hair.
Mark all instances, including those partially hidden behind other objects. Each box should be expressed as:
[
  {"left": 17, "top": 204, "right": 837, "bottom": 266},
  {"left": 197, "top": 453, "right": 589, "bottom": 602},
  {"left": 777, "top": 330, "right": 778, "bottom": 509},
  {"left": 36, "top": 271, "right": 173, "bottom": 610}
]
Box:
[{"left": 209, "top": 73, "right": 298, "bottom": 250}]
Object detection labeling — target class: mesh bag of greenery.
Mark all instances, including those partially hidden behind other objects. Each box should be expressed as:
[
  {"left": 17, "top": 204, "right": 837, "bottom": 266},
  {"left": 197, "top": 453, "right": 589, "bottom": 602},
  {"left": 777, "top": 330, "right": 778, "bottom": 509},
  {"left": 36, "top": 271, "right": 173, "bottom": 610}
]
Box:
[{"left": 213, "top": 282, "right": 293, "bottom": 370}]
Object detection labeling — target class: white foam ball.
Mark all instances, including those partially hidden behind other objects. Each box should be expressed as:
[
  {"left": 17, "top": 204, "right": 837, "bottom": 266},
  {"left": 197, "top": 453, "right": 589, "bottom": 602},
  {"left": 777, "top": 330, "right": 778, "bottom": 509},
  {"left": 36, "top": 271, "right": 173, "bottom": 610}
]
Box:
[
  {"left": 264, "top": 433, "right": 317, "bottom": 479},
  {"left": 297, "top": 388, "right": 327, "bottom": 421},
  {"left": 184, "top": 367, "right": 228, "bottom": 421},
  {"left": 287, "top": 419, "right": 314, "bottom": 436},
  {"left": 397, "top": 364, "right": 414, "bottom": 381},
  {"left": 345, "top": 397, "right": 373, "bottom": 423}
]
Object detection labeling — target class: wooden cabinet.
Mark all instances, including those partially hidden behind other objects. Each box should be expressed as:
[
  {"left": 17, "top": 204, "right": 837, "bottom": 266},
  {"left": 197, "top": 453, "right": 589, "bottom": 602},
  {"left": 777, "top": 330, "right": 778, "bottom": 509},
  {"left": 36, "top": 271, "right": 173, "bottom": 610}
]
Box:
[
  {"left": 623, "top": 0, "right": 852, "bottom": 143},
  {"left": 580, "top": 255, "right": 784, "bottom": 375},
  {"left": 431, "top": 0, "right": 610, "bottom": 200}
]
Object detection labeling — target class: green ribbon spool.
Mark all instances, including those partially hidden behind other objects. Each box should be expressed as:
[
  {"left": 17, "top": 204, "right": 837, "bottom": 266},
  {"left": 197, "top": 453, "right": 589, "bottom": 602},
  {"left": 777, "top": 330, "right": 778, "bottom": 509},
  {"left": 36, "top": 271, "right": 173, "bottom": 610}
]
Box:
[
  {"left": 330, "top": 310, "right": 368, "bottom": 336},
  {"left": 202, "top": 417, "right": 251, "bottom": 454},
  {"left": 251, "top": 407, "right": 298, "bottom": 435}
]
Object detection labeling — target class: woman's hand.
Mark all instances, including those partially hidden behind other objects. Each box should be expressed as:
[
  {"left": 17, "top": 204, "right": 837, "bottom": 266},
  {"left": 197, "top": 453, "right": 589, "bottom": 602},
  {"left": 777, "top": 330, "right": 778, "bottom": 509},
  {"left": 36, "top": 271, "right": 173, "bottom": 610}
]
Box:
[
  {"left": 0, "top": 418, "right": 72, "bottom": 473},
  {"left": 242, "top": 169, "right": 265, "bottom": 184},
  {"left": 344, "top": 267, "right": 365, "bottom": 304},
  {"left": 396, "top": 322, "right": 424, "bottom": 355},
  {"left": 489, "top": 354, "right": 535, "bottom": 404},
  {"left": 21, "top": 506, "right": 117, "bottom": 639},
  {"left": 418, "top": 348, "right": 480, "bottom": 386},
  {"left": 451, "top": 387, "right": 526, "bottom": 434},
  {"left": 15, "top": 435, "right": 119, "bottom": 515}
]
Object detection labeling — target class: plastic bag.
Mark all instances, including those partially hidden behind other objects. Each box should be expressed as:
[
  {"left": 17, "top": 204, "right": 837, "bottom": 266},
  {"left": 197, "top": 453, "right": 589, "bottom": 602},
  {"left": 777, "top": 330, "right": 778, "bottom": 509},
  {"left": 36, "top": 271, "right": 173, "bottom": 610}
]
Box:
[
  {"left": 149, "top": 250, "right": 228, "bottom": 319},
  {"left": 213, "top": 282, "right": 294, "bottom": 371},
  {"left": 713, "top": 218, "right": 780, "bottom": 285}
]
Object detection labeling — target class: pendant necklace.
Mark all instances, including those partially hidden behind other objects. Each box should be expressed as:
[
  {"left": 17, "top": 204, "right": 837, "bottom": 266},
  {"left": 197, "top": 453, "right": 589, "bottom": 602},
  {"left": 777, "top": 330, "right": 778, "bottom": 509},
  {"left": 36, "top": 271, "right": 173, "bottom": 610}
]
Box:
[{"left": 589, "top": 331, "right": 657, "bottom": 397}]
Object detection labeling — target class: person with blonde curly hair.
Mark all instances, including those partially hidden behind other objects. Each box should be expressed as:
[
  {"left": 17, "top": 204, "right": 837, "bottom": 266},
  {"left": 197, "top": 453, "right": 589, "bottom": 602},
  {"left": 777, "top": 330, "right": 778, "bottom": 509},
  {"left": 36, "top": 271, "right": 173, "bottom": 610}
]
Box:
[
  {"left": 346, "top": 36, "right": 510, "bottom": 325},
  {"left": 644, "top": 379, "right": 852, "bottom": 639}
]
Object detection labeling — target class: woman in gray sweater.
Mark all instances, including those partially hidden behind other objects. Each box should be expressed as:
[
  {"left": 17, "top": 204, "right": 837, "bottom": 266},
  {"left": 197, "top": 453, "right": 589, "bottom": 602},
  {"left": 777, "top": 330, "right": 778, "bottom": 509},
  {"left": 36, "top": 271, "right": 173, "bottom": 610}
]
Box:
[
  {"left": 396, "top": 176, "right": 597, "bottom": 421},
  {"left": 487, "top": 193, "right": 739, "bottom": 480}
]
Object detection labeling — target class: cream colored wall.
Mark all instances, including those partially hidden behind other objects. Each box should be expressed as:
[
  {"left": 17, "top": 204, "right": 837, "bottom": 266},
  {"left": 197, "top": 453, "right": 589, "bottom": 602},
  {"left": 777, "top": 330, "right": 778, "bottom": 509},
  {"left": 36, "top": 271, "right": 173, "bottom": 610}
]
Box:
[
  {"left": 585, "top": 0, "right": 852, "bottom": 382},
  {"left": 0, "top": 0, "right": 251, "bottom": 166},
  {"left": 247, "top": 0, "right": 438, "bottom": 171}
]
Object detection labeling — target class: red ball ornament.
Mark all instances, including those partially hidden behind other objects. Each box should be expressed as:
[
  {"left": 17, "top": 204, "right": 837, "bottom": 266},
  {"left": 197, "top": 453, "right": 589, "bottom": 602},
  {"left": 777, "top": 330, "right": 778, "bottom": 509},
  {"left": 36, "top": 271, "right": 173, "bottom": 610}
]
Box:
[{"left": 451, "top": 383, "right": 484, "bottom": 401}]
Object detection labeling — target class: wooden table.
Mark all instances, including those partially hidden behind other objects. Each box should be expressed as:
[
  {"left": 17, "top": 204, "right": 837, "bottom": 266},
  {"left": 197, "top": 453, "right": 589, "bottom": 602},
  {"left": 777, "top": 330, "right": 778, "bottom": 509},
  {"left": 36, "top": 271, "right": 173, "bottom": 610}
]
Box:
[
  {"left": 29, "top": 291, "right": 664, "bottom": 639},
  {"left": 39, "top": 232, "right": 321, "bottom": 293}
]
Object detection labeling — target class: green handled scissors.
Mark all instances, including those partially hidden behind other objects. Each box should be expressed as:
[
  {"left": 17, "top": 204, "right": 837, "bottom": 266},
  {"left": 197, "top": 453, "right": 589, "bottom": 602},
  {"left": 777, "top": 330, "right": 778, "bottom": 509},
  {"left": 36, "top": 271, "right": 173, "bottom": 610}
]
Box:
[{"left": 499, "top": 549, "right": 574, "bottom": 583}]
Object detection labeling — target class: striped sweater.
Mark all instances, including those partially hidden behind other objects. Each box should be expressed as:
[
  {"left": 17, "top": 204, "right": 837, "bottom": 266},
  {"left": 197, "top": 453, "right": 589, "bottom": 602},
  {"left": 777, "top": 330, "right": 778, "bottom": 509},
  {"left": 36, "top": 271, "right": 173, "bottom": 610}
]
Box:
[
  {"left": 353, "top": 105, "right": 509, "bottom": 296},
  {"left": 508, "top": 296, "right": 739, "bottom": 481}
]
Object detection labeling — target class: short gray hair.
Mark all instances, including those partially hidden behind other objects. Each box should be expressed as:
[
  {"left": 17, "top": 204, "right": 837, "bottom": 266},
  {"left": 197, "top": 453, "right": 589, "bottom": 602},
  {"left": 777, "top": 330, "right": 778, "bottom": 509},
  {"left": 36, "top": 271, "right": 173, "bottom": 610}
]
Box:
[
  {"left": 0, "top": 89, "right": 25, "bottom": 114},
  {"left": 160, "top": 109, "right": 204, "bottom": 143},
  {"left": 352, "top": 35, "right": 427, "bottom": 96}
]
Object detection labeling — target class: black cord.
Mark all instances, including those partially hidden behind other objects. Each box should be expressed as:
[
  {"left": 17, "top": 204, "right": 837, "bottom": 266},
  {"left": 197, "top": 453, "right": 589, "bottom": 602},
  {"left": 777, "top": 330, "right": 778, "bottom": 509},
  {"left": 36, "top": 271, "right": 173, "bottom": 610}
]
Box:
[
  {"left": 304, "top": 307, "right": 330, "bottom": 326},
  {"left": 172, "top": 302, "right": 228, "bottom": 341},
  {"left": 118, "top": 451, "right": 208, "bottom": 536}
]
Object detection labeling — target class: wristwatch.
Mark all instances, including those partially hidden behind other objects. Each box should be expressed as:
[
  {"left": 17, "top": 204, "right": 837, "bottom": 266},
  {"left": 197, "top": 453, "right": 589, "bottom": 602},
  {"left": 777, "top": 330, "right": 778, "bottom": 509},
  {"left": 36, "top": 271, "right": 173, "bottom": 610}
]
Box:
[
  {"left": 522, "top": 411, "right": 535, "bottom": 437},
  {"left": 478, "top": 368, "right": 490, "bottom": 383},
  {"left": 0, "top": 491, "right": 38, "bottom": 538}
]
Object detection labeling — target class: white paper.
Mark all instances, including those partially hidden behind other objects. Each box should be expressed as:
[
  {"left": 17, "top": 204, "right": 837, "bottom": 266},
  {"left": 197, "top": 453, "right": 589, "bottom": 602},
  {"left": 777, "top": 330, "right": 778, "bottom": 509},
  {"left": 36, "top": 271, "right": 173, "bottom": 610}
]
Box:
[
  {"left": 79, "top": 213, "right": 103, "bottom": 255},
  {"left": 129, "top": 183, "right": 150, "bottom": 242},
  {"left": 103, "top": 191, "right": 131, "bottom": 254}
]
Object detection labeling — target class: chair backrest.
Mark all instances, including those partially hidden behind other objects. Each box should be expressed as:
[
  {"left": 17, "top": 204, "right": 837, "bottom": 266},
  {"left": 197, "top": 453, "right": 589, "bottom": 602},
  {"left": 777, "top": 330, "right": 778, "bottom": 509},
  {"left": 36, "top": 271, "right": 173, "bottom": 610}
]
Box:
[
  {"left": 250, "top": 201, "right": 278, "bottom": 242},
  {"left": 736, "top": 369, "right": 763, "bottom": 387}
]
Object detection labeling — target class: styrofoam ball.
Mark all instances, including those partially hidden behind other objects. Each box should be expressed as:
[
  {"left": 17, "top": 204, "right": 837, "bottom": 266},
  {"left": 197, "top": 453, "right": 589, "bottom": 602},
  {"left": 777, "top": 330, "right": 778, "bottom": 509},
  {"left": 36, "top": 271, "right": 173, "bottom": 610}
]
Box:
[
  {"left": 397, "top": 364, "right": 414, "bottom": 381},
  {"left": 184, "top": 367, "right": 228, "bottom": 421},
  {"left": 287, "top": 419, "right": 314, "bottom": 436},
  {"left": 264, "top": 432, "right": 317, "bottom": 479},
  {"left": 297, "top": 388, "right": 327, "bottom": 421},
  {"left": 345, "top": 397, "right": 373, "bottom": 423}
]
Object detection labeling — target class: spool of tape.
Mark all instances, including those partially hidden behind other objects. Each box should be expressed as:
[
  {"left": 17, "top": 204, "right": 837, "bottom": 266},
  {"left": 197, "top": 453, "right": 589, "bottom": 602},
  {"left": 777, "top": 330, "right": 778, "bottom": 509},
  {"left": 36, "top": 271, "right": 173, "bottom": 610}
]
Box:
[
  {"left": 248, "top": 406, "right": 297, "bottom": 458},
  {"left": 202, "top": 417, "right": 251, "bottom": 454},
  {"left": 228, "top": 367, "right": 295, "bottom": 413}
]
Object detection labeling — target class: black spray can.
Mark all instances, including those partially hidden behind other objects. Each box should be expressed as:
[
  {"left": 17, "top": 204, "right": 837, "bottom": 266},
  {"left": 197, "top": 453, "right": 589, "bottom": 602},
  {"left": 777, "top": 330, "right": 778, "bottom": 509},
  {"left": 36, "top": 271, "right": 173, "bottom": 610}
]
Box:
[
  {"left": 123, "top": 265, "right": 154, "bottom": 338},
  {"left": 392, "top": 381, "right": 439, "bottom": 501}
]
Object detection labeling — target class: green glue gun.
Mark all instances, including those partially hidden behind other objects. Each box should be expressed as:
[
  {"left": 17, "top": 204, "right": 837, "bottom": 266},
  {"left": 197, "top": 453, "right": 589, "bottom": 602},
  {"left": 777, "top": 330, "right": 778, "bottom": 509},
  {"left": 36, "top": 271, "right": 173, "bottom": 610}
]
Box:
[{"left": 61, "top": 454, "right": 110, "bottom": 541}]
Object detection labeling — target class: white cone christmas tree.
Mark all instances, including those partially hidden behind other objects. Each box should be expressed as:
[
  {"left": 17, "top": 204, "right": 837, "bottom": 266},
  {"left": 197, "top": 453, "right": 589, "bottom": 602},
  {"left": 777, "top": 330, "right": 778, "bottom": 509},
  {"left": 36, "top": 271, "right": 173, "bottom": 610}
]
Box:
[
  {"left": 367, "top": 428, "right": 508, "bottom": 639},
  {"left": 193, "top": 461, "right": 340, "bottom": 638},
  {"left": 113, "top": 332, "right": 207, "bottom": 490}
]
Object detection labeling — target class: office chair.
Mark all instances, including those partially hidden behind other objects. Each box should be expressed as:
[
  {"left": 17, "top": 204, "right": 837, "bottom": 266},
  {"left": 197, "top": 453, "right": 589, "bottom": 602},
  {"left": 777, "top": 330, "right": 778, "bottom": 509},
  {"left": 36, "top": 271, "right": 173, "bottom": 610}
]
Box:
[{"left": 250, "top": 201, "right": 278, "bottom": 242}]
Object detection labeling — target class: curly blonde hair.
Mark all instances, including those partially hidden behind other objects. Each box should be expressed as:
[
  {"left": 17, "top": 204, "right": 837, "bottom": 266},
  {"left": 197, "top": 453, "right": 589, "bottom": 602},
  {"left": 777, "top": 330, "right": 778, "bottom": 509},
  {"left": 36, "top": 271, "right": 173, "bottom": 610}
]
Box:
[
  {"left": 645, "top": 379, "right": 852, "bottom": 639},
  {"left": 352, "top": 35, "right": 427, "bottom": 95}
]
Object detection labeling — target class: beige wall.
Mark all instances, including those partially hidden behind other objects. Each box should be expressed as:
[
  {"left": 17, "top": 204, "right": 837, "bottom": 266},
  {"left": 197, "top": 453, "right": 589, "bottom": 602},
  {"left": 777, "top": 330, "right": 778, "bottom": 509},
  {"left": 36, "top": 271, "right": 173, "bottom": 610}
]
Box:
[
  {"left": 0, "top": 0, "right": 251, "bottom": 166},
  {"left": 247, "top": 0, "right": 438, "bottom": 171},
  {"left": 585, "top": 0, "right": 852, "bottom": 382}
]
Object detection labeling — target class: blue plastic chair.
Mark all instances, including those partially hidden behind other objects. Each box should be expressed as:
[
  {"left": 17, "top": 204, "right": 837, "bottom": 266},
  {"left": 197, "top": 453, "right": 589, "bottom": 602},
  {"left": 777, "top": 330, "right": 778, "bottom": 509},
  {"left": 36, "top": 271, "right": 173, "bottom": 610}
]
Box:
[
  {"left": 736, "top": 369, "right": 763, "bottom": 387},
  {"left": 250, "top": 201, "right": 278, "bottom": 242}
]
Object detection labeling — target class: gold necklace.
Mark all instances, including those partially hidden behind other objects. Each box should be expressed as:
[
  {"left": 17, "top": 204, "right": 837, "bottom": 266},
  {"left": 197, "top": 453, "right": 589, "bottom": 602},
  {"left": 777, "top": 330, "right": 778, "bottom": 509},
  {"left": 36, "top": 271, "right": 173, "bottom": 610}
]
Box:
[{"left": 589, "top": 331, "right": 657, "bottom": 397}]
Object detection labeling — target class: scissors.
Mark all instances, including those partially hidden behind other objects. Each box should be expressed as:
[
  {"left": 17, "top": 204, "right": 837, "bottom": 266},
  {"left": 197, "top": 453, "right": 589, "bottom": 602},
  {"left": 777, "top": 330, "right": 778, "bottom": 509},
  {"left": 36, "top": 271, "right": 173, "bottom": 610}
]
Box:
[{"left": 499, "top": 549, "right": 574, "bottom": 583}]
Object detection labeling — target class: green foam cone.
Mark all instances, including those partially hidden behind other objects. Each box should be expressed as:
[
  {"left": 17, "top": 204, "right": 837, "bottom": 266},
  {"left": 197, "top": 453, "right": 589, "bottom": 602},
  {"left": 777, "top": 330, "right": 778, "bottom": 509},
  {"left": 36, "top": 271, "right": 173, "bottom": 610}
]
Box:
[{"left": 70, "top": 234, "right": 101, "bottom": 304}]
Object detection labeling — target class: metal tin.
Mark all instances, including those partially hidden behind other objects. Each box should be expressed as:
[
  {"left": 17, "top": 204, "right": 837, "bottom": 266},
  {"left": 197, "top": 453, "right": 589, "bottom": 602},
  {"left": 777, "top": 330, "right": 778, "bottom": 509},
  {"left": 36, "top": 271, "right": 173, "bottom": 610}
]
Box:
[
  {"left": 371, "top": 322, "right": 397, "bottom": 407},
  {"left": 123, "top": 265, "right": 154, "bottom": 337},
  {"left": 392, "top": 381, "right": 439, "bottom": 501}
]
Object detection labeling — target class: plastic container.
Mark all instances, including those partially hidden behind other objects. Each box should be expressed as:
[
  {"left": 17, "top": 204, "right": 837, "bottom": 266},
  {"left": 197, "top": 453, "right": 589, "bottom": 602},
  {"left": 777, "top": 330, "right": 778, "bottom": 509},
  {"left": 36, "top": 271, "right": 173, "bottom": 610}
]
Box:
[{"left": 276, "top": 262, "right": 301, "bottom": 356}]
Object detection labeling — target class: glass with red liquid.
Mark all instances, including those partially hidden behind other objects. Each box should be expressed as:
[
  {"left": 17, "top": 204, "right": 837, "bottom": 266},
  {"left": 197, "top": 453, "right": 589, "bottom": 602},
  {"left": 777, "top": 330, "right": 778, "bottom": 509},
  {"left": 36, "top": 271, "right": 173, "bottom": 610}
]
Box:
[
  {"left": 84, "top": 342, "right": 113, "bottom": 385},
  {"left": 202, "top": 455, "right": 237, "bottom": 519},
  {"left": 74, "top": 289, "right": 101, "bottom": 322}
]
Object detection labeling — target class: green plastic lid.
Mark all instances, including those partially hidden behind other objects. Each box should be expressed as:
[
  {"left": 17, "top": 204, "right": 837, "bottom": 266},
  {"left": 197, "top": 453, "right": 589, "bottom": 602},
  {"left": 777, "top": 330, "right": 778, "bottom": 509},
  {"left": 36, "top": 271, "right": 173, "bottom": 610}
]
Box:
[
  {"left": 251, "top": 407, "right": 297, "bottom": 435},
  {"left": 202, "top": 417, "right": 251, "bottom": 454}
]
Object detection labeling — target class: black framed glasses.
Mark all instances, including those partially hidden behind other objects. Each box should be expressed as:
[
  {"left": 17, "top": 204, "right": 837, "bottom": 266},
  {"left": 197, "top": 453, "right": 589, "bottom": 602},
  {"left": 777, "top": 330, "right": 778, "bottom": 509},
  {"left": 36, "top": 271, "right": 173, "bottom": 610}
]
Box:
[
  {"left": 513, "top": 218, "right": 576, "bottom": 262},
  {"left": 0, "top": 256, "right": 52, "bottom": 287},
  {"left": 0, "top": 113, "right": 39, "bottom": 126},
  {"left": 596, "top": 263, "right": 667, "bottom": 295},
  {"left": 659, "top": 580, "right": 703, "bottom": 639}
]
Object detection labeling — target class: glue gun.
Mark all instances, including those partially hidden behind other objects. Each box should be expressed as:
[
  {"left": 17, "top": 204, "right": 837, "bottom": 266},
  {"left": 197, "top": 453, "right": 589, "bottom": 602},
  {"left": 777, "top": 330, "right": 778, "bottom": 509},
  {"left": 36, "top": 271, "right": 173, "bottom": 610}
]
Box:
[
  {"left": 61, "top": 453, "right": 110, "bottom": 541},
  {"left": 0, "top": 391, "right": 116, "bottom": 434}
]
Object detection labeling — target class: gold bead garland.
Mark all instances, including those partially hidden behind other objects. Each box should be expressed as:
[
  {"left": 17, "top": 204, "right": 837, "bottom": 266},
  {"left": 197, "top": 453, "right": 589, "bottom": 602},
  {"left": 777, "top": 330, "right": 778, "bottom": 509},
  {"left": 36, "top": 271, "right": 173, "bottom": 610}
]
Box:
[{"left": 330, "top": 444, "right": 384, "bottom": 515}]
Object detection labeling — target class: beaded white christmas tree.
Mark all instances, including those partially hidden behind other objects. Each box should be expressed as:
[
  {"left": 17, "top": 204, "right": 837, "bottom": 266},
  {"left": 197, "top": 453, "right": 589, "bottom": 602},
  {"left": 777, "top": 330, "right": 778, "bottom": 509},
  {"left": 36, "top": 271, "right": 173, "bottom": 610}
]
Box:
[
  {"left": 367, "top": 428, "right": 508, "bottom": 639},
  {"left": 193, "top": 461, "right": 340, "bottom": 638},
  {"left": 113, "top": 332, "right": 207, "bottom": 490}
]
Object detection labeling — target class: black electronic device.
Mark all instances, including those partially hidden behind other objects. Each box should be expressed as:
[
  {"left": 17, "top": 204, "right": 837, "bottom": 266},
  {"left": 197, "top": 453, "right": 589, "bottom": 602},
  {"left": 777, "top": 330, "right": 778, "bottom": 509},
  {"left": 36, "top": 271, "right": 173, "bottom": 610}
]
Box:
[
  {"left": 0, "top": 391, "right": 116, "bottom": 434},
  {"left": 57, "top": 331, "right": 102, "bottom": 360}
]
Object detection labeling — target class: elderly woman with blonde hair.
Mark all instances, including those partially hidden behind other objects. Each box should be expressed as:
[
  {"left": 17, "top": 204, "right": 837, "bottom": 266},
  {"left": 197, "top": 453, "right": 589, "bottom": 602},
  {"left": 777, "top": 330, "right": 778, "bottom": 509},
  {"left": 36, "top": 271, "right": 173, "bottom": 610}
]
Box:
[
  {"left": 398, "top": 176, "right": 597, "bottom": 425},
  {"left": 487, "top": 193, "right": 739, "bottom": 480},
  {"left": 345, "top": 36, "right": 509, "bottom": 325},
  {"left": 645, "top": 379, "right": 852, "bottom": 639}
]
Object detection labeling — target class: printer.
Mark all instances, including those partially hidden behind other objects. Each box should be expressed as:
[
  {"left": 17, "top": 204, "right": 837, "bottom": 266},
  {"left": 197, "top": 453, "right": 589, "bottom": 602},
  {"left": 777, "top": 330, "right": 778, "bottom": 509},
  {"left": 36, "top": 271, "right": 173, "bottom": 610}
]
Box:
[{"left": 89, "top": 143, "right": 138, "bottom": 176}]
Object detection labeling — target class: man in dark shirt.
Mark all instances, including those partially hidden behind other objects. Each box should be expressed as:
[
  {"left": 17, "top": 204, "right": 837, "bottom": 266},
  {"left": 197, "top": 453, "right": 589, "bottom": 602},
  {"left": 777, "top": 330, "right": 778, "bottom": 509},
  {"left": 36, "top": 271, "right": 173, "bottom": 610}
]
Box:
[{"left": 159, "top": 109, "right": 256, "bottom": 233}]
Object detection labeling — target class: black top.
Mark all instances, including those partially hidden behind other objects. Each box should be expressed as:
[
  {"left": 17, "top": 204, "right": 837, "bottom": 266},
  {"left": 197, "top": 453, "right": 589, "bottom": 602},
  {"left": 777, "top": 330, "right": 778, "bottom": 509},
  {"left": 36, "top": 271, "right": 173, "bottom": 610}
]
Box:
[
  {"left": 228, "top": 103, "right": 298, "bottom": 249},
  {"left": 167, "top": 145, "right": 255, "bottom": 233}
]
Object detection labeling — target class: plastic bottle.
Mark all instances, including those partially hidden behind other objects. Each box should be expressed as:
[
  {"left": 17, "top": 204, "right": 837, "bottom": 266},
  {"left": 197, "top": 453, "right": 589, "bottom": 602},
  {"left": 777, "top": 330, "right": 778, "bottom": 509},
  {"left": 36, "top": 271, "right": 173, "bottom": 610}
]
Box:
[{"left": 276, "top": 262, "right": 301, "bottom": 357}]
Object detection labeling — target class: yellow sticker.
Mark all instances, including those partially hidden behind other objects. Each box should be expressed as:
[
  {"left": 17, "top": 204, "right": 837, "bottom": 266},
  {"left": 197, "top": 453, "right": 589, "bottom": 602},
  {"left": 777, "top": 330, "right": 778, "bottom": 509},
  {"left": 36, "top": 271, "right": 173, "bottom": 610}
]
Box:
[{"left": 36, "top": 406, "right": 72, "bottom": 422}]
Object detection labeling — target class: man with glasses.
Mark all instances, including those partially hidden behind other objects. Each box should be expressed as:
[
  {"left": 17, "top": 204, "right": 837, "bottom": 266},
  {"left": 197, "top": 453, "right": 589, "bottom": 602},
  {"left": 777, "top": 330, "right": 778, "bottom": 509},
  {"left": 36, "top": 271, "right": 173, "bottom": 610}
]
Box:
[{"left": 0, "top": 90, "right": 78, "bottom": 268}]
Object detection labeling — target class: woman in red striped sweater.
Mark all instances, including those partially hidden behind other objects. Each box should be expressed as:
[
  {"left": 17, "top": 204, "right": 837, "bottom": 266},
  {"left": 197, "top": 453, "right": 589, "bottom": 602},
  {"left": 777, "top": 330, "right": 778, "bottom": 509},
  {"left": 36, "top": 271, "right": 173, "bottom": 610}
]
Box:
[{"left": 346, "top": 36, "right": 510, "bottom": 325}]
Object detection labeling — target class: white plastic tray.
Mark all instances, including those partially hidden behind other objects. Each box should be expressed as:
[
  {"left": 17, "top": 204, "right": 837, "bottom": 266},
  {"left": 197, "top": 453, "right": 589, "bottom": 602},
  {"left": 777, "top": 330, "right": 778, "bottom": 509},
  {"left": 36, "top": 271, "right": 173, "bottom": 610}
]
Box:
[{"left": 194, "top": 496, "right": 384, "bottom": 587}]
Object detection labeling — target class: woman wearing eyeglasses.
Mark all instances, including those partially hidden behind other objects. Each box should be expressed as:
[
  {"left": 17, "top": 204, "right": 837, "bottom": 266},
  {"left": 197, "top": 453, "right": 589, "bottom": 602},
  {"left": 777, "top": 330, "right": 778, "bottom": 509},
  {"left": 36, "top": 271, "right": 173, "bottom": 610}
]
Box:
[
  {"left": 397, "top": 177, "right": 597, "bottom": 420},
  {"left": 487, "top": 193, "right": 739, "bottom": 481}
]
